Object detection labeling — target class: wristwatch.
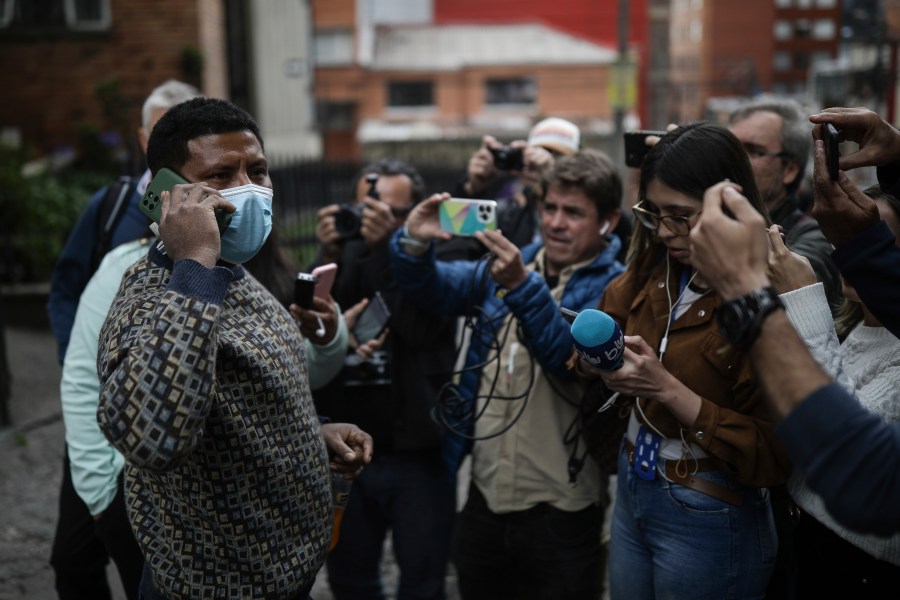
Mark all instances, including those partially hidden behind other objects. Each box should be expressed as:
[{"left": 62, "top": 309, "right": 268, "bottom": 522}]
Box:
[{"left": 716, "top": 286, "right": 784, "bottom": 352}]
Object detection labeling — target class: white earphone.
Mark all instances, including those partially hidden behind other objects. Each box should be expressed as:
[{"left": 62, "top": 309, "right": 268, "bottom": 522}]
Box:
[
  {"left": 599, "top": 221, "right": 610, "bottom": 236},
  {"left": 315, "top": 315, "right": 326, "bottom": 338}
]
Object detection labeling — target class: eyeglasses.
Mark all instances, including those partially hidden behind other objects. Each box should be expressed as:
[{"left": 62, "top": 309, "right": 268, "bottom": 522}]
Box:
[
  {"left": 743, "top": 145, "right": 789, "bottom": 161},
  {"left": 632, "top": 202, "right": 700, "bottom": 237}
]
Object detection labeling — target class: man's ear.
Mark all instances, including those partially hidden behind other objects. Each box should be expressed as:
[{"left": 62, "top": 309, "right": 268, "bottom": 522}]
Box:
[
  {"left": 603, "top": 208, "right": 622, "bottom": 235},
  {"left": 782, "top": 160, "right": 801, "bottom": 189}
]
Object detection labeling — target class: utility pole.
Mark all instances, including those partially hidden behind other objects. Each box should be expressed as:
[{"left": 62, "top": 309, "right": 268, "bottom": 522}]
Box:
[{"left": 612, "top": 0, "right": 630, "bottom": 167}]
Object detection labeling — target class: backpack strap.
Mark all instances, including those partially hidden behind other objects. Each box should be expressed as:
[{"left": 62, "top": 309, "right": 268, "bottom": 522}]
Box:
[{"left": 91, "top": 175, "right": 136, "bottom": 271}]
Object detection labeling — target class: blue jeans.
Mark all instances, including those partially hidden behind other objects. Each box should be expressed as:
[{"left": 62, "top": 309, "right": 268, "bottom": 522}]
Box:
[
  {"left": 326, "top": 449, "right": 456, "bottom": 600},
  {"left": 452, "top": 484, "right": 602, "bottom": 600},
  {"left": 608, "top": 443, "right": 777, "bottom": 600}
]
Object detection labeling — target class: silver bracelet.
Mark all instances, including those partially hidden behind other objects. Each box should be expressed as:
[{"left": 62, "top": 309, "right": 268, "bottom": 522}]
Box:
[{"left": 400, "top": 223, "right": 429, "bottom": 250}]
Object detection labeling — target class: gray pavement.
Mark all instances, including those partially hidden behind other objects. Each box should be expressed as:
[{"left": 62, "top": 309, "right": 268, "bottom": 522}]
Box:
[{"left": 0, "top": 325, "right": 462, "bottom": 599}]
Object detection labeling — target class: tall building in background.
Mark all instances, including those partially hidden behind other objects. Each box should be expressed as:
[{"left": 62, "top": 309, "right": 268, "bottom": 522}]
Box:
[{"left": 668, "top": 0, "right": 842, "bottom": 122}]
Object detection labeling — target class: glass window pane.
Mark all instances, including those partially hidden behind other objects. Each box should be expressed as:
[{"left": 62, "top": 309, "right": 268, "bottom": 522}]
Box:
[
  {"left": 774, "top": 20, "right": 792, "bottom": 40},
  {"left": 813, "top": 19, "right": 835, "bottom": 40},
  {"left": 64, "top": 0, "right": 109, "bottom": 29},
  {"left": 774, "top": 51, "right": 792, "bottom": 71},
  {"left": 388, "top": 81, "right": 434, "bottom": 107},
  {"left": 485, "top": 77, "right": 536, "bottom": 105},
  {"left": 314, "top": 30, "right": 354, "bottom": 66},
  {"left": 0, "top": 0, "right": 12, "bottom": 27}
]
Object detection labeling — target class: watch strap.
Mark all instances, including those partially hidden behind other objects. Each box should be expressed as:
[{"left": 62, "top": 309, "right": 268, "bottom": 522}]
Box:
[{"left": 717, "top": 286, "right": 784, "bottom": 352}]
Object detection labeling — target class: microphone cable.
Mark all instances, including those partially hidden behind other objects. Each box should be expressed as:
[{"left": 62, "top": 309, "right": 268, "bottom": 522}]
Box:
[{"left": 430, "top": 252, "right": 539, "bottom": 441}]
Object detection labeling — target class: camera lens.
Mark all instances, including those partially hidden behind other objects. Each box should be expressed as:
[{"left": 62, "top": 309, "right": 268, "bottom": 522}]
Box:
[{"left": 334, "top": 204, "right": 363, "bottom": 241}]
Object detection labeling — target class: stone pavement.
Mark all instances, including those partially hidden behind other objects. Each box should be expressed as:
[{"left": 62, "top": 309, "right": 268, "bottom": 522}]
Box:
[{"left": 0, "top": 325, "right": 462, "bottom": 600}]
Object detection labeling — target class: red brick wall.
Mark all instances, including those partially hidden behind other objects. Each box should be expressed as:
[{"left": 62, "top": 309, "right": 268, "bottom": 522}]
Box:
[{"left": 0, "top": 0, "right": 213, "bottom": 155}]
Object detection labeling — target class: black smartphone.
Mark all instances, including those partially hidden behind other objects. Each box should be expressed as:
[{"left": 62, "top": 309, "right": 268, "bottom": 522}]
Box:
[
  {"left": 140, "top": 167, "right": 233, "bottom": 234},
  {"left": 824, "top": 123, "right": 840, "bottom": 181},
  {"left": 294, "top": 272, "right": 316, "bottom": 309},
  {"left": 352, "top": 292, "right": 391, "bottom": 344},
  {"left": 624, "top": 130, "right": 666, "bottom": 168}
]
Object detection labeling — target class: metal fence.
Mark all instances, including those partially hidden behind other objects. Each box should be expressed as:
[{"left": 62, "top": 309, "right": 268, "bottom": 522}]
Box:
[{"left": 270, "top": 159, "right": 464, "bottom": 267}]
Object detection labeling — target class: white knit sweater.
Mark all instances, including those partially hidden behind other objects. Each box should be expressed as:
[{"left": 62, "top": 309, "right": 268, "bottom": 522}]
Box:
[{"left": 781, "top": 283, "right": 900, "bottom": 565}]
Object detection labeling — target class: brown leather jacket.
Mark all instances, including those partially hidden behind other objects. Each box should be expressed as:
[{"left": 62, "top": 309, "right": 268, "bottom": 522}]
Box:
[{"left": 598, "top": 251, "right": 791, "bottom": 488}]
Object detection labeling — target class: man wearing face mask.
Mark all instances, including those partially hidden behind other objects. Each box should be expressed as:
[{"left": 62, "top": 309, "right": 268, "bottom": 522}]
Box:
[{"left": 95, "top": 97, "right": 373, "bottom": 600}]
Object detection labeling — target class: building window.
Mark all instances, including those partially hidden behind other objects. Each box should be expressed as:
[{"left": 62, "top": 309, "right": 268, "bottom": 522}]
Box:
[
  {"left": 1, "top": 0, "right": 110, "bottom": 30},
  {"left": 690, "top": 18, "right": 702, "bottom": 42},
  {"left": 794, "top": 52, "right": 809, "bottom": 70},
  {"left": 316, "top": 101, "right": 355, "bottom": 131},
  {"left": 314, "top": 29, "right": 353, "bottom": 66},
  {"left": 774, "top": 20, "right": 792, "bottom": 40},
  {"left": 795, "top": 19, "right": 811, "bottom": 38},
  {"left": 797, "top": 0, "right": 812, "bottom": 7},
  {"left": 0, "top": 0, "right": 12, "bottom": 26},
  {"left": 812, "top": 19, "right": 835, "bottom": 39},
  {"left": 387, "top": 81, "right": 433, "bottom": 108},
  {"left": 815, "top": 0, "right": 836, "bottom": 7},
  {"left": 774, "top": 52, "right": 792, "bottom": 71},
  {"left": 485, "top": 77, "right": 535, "bottom": 106},
  {"left": 774, "top": 0, "right": 792, "bottom": 8},
  {"left": 812, "top": 50, "right": 833, "bottom": 66}
]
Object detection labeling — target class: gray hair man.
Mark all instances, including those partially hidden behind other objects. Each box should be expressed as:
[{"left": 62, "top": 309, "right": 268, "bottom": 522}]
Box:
[{"left": 729, "top": 98, "right": 842, "bottom": 313}]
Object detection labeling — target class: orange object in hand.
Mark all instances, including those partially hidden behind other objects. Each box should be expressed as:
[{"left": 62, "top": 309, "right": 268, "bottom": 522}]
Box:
[{"left": 328, "top": 473, "right": 353, "bottom": 552}]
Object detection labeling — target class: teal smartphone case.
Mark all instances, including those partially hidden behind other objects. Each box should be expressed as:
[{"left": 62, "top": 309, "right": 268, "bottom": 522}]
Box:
[{"left": 438, "top": 199, "right": 498, "bottom": 236}]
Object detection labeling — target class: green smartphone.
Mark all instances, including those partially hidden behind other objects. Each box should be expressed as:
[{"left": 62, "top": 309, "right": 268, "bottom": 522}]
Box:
[{"left": 139, "top": 167, "right": 233, "bottom": 234}]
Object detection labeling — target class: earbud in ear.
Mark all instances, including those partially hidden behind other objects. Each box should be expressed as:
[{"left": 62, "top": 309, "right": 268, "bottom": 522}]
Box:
[{"left": 599, "top": 221, "right": 610, "bottom": 236}]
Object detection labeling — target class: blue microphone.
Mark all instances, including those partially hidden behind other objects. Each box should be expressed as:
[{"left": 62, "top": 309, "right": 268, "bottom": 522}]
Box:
[{"left": 570, "top": 309, "right": 625, "bottom": 370}]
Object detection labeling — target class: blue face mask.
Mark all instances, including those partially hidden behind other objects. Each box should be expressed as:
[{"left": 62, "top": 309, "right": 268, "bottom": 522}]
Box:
[{"left": 218, "top": 183, "right": 273, "bottom": 264}]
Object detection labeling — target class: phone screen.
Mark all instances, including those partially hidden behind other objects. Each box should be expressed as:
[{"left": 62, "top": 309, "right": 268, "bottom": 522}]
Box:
[{"left": 352, "top": 292, "right": 391, "bottom": 344}]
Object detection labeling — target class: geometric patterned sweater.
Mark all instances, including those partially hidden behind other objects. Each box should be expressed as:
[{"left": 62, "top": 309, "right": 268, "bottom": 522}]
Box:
[{"left": 97, "top": 244, "right": 331, "bottom": 599}]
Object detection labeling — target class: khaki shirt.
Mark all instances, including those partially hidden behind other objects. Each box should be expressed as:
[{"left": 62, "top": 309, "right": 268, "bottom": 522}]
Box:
[{"left": 472, "top": 248, "right": 602, "bottom": 513}]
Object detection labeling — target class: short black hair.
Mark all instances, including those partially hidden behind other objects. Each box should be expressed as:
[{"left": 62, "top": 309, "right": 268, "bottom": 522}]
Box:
[
  {"left": 353, "top": 158, "right": 426, "bottom": 204},
  {"left": 146, "top": 97, "right": 264, "bottom": 176}
]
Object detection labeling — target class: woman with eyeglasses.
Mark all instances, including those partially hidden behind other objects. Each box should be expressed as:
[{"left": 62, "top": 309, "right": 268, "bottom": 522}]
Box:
[{"left": 578, "top": 122, "right": 791, "bottom": 599}]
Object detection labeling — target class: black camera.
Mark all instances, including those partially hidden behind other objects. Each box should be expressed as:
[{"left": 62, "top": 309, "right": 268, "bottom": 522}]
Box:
[
  {"left": 334, "top": 174, "right": 380, "bottom": 241},
  {"left": 489, "top": 145, "right": 524, "bottom": 171},
  {"left": 334, "top": 204, "right": 363, "bottom": 241}
]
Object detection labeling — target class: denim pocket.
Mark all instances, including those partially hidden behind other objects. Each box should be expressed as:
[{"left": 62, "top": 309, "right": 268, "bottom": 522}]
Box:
[{"left": 665, "top": 471, "right": 733, "bottom": 516}]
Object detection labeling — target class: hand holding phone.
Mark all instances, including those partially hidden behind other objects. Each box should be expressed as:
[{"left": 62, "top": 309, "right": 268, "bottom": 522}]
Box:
[
  {"left": 294, "top": 273, "right": 316, "bottom": 309},
  {"left": 439, "top": 198, "right": 498, "bottom": 236},
  {"left": 311, "top": 263, "right": 338, "bottom": 300},
  {"left": 352, "top": 292, "right": 391, "bottom": 344},
  {"left": 140, "top": 167, "right": 233, "bottom": 234}
]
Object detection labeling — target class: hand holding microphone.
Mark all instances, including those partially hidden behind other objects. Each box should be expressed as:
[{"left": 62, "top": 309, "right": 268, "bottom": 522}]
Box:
[{"left": 569, "top": 309, "right": 625, "bottom": 413}]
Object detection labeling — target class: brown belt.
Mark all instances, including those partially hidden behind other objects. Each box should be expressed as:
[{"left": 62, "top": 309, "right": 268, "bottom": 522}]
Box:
[{"left": 624, "top": 439, "right": 745, "bottom": 507}]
